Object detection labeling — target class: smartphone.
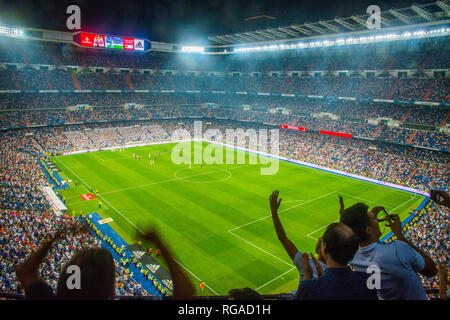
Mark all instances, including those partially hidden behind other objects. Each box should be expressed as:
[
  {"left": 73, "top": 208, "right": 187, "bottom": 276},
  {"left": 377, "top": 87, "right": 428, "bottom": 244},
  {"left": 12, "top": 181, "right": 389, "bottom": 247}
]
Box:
[
  {"left": 381, "top": 208, "right": 393, "bottom": 223},
  {"left": 430, "top": 190, "right": 444, "bottom": 205}
]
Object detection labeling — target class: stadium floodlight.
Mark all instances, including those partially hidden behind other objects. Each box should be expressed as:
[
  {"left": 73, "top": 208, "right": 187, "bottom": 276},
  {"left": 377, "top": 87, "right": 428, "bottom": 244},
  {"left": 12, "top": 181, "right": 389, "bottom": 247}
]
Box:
[
  {"left": 318, "top": 20, "right": 340, "bottom": 32},
  {"left": 290, "top": 25, "right": 312, "bottom": 35},
  {"left": 436, "top": 1, "right": 450, "bottom": 15},
  {"left": 388, "top": 8, "right": 411, "bottom": 24},
  {"left": 181, "top": 46, "right": 204, "bottom": 53},
  {"left": 334, "top": 17, "right": 356, "bottom": 30},
  {"left": 304, "top": 23, "right": 326, "bottom": 34},
  {"left": 410, "top": 5, "right": 434, "bottom": 21},
  {"left": 0, "top": 25, "right": 24, "bottom": 37}
]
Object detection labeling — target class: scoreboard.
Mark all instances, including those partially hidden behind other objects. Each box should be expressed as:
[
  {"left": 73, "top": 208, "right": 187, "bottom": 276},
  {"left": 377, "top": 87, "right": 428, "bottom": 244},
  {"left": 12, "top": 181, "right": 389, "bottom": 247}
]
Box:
[{"left": 74, "top": 32, "right": 146, "bottom": 51}]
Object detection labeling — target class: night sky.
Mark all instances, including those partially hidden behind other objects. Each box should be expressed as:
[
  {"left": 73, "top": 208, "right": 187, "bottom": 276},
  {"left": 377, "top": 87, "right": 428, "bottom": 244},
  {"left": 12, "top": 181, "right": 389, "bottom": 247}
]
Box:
[{"left": 0, "top": 0, "right": 433, "bottom": 43}]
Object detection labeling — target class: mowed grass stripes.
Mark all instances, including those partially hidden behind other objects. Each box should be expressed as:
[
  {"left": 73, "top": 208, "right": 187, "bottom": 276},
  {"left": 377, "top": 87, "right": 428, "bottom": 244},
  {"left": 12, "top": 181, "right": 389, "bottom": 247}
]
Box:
[{"left": 56, "top": 142, "right": 425, "bottom": 296}]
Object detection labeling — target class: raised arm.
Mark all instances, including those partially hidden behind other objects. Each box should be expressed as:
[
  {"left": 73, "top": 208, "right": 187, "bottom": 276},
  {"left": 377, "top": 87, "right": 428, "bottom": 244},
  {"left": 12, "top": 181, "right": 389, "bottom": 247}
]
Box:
[
  {"left": 387, "top": 214, "right": 437, "bottom": 277},
  {"left": 15, "top": 230, "right": 63, "bottom": 291},
  {"left": 141, "top": 229, "right": 195, "bottom": 299},
  {"left": 269, "top": 190, "right": 298, "bottom": 261}
]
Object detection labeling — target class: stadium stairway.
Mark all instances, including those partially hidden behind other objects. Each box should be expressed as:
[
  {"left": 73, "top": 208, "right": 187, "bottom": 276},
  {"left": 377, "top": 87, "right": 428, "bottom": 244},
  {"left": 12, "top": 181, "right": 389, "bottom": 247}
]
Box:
[
  {"left": 52, "top": 55, "right": 60, "bottom": 67},
  {"left": 407, "top": 130, "right": 418, "bottom": 145},
  {"left": 130, "top": 59, "right": 137, "bottom": 70},
  {"left": 147, "top": 74, "right": 155, "bottom": 89},
  {"left": 422, "top": 79, "right": 437, "bottom": 101},
  {"left": 44, "top": 72, "right": 54, "bottom": 90},
  {"left": 440, "top": 111, "right": 450, "bottom": 127},
  {"left": 11, "top": 71, "right": 22, "bottom": 90},
  {"left": 71, "top": 73, "right": 82, "bottom": 90},
  {"left": 401, "top": 107, "right": 413, "bottom": 122},
  {"left": 99, "top": 73, "right": 109, "bottom": 90},
  {"left": 384, "top": 58, "right": 395, "bottom": 73},
  {"left": 406, "top": 163, "right": 422, "bottom": 180},
  {"left": 84, "top": 212, "right": 164, "bottom": 296},
  {"left": 327, "top": 78, "right": 339, "bottom": 96},
  {"left": 22, "top": 52, "right": 30, "bottom": 66},
  {"left": 355, "top": 79, "right": 368, "bottom": 97},
  {"left": 61, "top": 96, "right": 69, "bottom": 108},
  {"left": 125, "top": 74, "right": 135, "bottom": 90},
  {"left": 371, "top": 126, "right": 383, "bottom": 139},
  {"left": 386, "top": 78, "right": 401, "bottom": 99}
]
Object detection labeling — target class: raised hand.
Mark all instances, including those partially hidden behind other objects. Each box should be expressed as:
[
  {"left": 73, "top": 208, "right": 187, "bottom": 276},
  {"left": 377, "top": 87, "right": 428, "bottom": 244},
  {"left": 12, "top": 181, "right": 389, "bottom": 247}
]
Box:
[
  {"left": 300, "top": 253, "right": 313, "bottom": 280},
  {"left": 310, "top": 253, "right": 324, "bottom": 277},
  {"left": 386, "top": 214, "right": 404, "bottom": 240},
  {"left": 338, "top": 195, "right": 344, "bottom": 216},
  {"left": 269, "top": 190, "right": 282, "bottom": 215}
]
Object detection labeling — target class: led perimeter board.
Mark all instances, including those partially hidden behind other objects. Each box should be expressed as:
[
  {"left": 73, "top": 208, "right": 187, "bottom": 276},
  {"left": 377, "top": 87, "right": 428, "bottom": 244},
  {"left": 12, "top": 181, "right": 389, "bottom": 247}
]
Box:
[{"left": 74, "top": 32, "right": 146, "bottom": 51}]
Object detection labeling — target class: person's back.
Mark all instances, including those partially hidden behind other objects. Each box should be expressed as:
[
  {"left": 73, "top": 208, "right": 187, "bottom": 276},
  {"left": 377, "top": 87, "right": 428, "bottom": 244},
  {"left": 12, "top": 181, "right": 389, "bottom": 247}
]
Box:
[
  {"left": 340, "top": 202, "right": 436, "bottom": 300},
  {"left": 295, "top": 222, "right": 378, "bottom": 300},
  {"left": 350, "top": 240, "right": 426, "bottom": 300},
  {"left": 297, "top": 267, "right": 377, "bottom": 300}
]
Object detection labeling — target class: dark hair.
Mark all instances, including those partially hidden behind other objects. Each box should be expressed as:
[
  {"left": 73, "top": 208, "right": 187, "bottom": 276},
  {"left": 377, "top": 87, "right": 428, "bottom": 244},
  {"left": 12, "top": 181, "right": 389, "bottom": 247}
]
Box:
[
  {"left": 339, "top": 202, "right": 371, "bottom": 243},
  {"left": 56, "top": 248, "right": 116, "bottom": 300},
  {"left": 322, "top": 222, "right": 359, "bottom": 265},
  {"left": 228, "top": 287, "right": 263, "bottom": 300}
]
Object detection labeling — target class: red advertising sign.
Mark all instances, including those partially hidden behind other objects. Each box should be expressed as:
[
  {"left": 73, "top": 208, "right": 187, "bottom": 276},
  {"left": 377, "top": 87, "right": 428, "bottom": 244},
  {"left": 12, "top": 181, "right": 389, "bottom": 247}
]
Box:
[
  {"left": 77, "top": 33, "right": 145, "bottom": 51},
  {"left": 319, "top": 130, "right": 352, "bottom": 138},
  {"left": 280, "top": 124, "right": 307, "bottom": 131},
  {"left": 123, "top": 38, "right": 135, "bottom": 50},
  {"left": 80, "top": 33, "right": 96, "bottom": 47}
]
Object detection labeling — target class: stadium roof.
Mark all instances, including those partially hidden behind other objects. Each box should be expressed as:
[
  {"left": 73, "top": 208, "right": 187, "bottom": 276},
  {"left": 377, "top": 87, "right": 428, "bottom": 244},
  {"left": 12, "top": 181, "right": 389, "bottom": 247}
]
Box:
[{"left": 208, "top": 1, "right": 450, "bottom": 45}]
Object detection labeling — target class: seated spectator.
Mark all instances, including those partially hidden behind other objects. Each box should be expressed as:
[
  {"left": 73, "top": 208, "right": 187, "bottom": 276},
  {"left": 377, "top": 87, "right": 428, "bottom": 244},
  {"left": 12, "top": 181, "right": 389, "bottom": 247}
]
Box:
[
  {"left": 340, "top": 202, "right": 437, "bottom": 300},
  {"left": 295, "top": 222, "right": 377, "bottom": 300}
]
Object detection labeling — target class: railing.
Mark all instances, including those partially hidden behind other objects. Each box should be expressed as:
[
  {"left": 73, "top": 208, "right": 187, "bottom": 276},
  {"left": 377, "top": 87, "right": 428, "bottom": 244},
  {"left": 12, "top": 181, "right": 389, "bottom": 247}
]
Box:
[{"left": 0, "top": 290, "right": 440, "bottom": 300}]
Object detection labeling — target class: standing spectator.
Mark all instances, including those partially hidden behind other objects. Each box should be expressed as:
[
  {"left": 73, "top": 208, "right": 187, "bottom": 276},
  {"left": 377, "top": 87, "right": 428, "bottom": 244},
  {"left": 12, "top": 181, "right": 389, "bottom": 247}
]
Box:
[
  {"left": 295, "top": 222, "right": 377, "bottom": 300},
  {"left": 340, "top": 202, "right": 437, "bottom": 299},
  {"left": 269, "top": 191, "right": 327, "bottom": 288}
]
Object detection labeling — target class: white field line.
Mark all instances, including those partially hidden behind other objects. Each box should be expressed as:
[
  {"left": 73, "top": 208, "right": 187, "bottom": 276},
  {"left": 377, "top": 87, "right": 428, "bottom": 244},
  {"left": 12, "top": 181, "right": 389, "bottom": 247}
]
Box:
[
  {"left": 90, "top": 152, "right": 106, "bottom": 161},
  {"left": 339, "top": 192, "right": 394, "bottom": 209},
  {"left": 228, "top": 191, "right": 337, "bottom": 232},
  {"left": 172, "top": 258, "right": 219, "bottom": 295},
  {"left": 255, "top": 267, "right": 296, "bottom": 291},
  {"left": 227, "top": 231, "right": 293, "bottom": 267},
  {"left": 281, "top": 160, "right": 416, "bottom": 196},
  {"left": 227, "top": 191, "right": 337, "bottom": 269},
  {"left": 389, "top": 195, "right": 417, "bottom": 213},
  {"left": 56, "top": 158, "right": 219, "bottom": 295},
  {"left": 307, "top": 220, "right": 339, "bottom": 240},
  {"left": 101, "top": 164, "right": 252, "bottom": 195}
]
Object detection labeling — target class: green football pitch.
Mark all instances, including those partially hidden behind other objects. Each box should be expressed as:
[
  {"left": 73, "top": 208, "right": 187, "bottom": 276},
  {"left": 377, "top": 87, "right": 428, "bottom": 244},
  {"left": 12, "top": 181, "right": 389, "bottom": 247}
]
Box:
[{"left": 55, "top": 141, "right": 425, "bottom": 296}]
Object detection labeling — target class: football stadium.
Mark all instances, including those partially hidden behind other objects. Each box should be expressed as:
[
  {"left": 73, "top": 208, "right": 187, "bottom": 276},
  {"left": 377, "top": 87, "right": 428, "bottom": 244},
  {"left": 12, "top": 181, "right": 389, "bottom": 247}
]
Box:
[{"left": 0, "top": 0, "right": 449, "bottom": 304}]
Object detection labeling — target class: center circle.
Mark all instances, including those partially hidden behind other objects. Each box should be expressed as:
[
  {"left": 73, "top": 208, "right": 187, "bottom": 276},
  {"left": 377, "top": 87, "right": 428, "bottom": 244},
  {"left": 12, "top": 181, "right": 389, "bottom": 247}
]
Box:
[{"left": 173, "top": 166, "right": 232, "bottom": 183}]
